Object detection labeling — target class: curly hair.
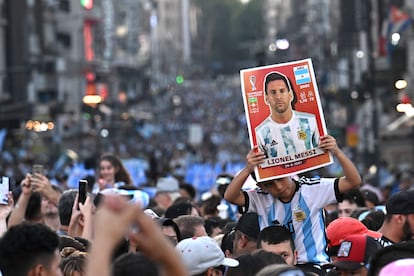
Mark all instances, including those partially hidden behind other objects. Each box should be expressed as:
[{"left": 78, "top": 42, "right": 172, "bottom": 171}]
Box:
[{"left": 60, "top": 247, "right": 87, "bottom": 276}]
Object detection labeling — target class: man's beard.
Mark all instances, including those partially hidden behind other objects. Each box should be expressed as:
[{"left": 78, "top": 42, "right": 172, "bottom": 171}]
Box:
[{"left": 402, "top": 219, "right": 413, "bottom": 241}]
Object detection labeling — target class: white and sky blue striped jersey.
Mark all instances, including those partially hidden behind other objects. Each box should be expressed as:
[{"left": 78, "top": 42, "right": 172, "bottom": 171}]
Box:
[
  {"left": 255, "top": 111, "right": 321, "bottom": 158},
  {"left": 246, "top": 176, "right": 339, "bottom": 265}
]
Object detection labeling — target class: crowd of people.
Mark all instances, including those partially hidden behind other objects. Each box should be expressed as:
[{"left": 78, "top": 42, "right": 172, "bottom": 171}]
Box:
[{"left": 0, "top": 132, "right": 414, "bottom": 276}]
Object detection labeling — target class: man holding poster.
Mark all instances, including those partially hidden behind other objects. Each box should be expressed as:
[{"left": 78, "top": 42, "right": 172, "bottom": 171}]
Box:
[{"left": 255, "top": 71, "right": 321, "bottom": 159}]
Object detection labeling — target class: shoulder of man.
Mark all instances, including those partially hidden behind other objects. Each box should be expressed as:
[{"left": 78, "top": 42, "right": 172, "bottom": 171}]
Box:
[
  {"left": 293, "top": 110, "right": 317, "bottom": 119},
  {"left": 255, "top": 117, "right": 272, "bottom": 131}
]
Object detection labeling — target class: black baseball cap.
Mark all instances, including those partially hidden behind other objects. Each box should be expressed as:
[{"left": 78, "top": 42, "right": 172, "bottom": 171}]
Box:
[
  {"left": 386, "top": 190, "right": 414, "bottom": 215},
  {"left": 235, "top": 212, "right": 260, "bottom": 240}
]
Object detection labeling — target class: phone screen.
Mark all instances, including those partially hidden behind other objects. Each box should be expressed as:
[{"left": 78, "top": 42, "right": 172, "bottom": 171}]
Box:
[
  {"left": 78, "top": 180, "right": 88, "bottom": 209},
  {"left": 0, "top": 176, "right": 9, "bottom": 205}
]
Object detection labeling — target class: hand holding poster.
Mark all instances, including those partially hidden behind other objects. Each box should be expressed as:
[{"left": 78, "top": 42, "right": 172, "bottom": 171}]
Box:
[{"left": 240, "top": 58, "right": 333, "bottom": 181}]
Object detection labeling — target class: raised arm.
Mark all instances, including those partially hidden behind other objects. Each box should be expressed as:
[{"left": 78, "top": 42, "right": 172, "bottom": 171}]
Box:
[
  {"left": 8, "top": 174, "right": 33, "bottom": 227},
  {"left": 318, "top": 135, "right": 361, "bottom": 193},
  {"left": 128, "top": 200, "right": 188, "bottom": 276},
  {"left": 85, "top": 195, "right": 140, "bottom": 276},
  {"left": 32, "top": 174, "right": 61, "bottom": 206},
  {"left": 224, "top": 146, "right": 265, "bottom": 206},
  {"left": 0, "top": 192, "right": 14, "bottom": 236}
]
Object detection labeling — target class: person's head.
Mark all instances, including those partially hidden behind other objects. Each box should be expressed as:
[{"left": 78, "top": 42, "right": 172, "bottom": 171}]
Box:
[
  {"left": 233, "top": 212, "right": 260, "bottom": 257},
  {"left": 368, "top": 241, "right": 414, "bottom": 276},
  {"left": 174, "top": 215, "right": 207, "bottom": 239},
  {"left": 165, "top": 201, "right": 199, "bottom": 219},
  {"left": 176, "top": 236, "right": 239, "bottom": 276},
  {"left": 263, "top": 71, "right": 297, "bottom": 114},
  {"left": 326, "top": 217, "right": 381, "bottom": 258},
  {"left": 199, "top": 194, "right": 222, "bottom": 218},
  {"left": 398, "top": 171, "right": 413, "bottom": 191},
  {"left": 361, "top": 189, "right": 380, "bottom": 209},
  {"left": 360, "top": 210, "right": 385, "bottom": 231},
  {"left": 58, "top": 189, "right": 78, "bottom": 227},
  {"left": 255, "top": 176, "right": 296, "bottom": 201},
  {"left": 58, "top": 236, "right": 87, "bottom": 252},
  {"left": 154, "top": 177, "right": 181, "bottom": 210},
  {"left": 216, "top": 173, "right": 234, "bottom": 198},
  {"left": 221, "top": 228, "right": 236, "bottom": 258},
  {"left": 112, "top": 252, "right": 160, "bottom": 276},
  {"left": 60, "top": 247, "right": 87, "bottom": 276},
  {"left": 226, "top": 249, "right": 286, "bottom": 276},
  {"left": 205, "top": 216, "right": 225, "bottom": 237},
  {"left": 337, "top": 189, "right": 366, "bottom": 218},
  {"left": 158, "top": 218, "right": 182, "bottom": 245},
  {"left": 383, "top": 189, "right": 414, "bottom": 242},
  {"left": 98, "top": 153, "right": 132, "bottom": 185},
  {"left": 179, "top": 182, "right": 196, "bottom": 200},
  {"left": 328, "top": 234, "right": 382, "bottom": 276},
  {"left": 257, "top": 225, "right": 298, "bottom": 265},
  {"left": 0, "top": 223, "right": 62, "bottom": 276}
]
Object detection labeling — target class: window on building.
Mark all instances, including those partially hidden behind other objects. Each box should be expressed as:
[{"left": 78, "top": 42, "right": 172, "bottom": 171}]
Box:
[
  {"left": 59, "top": 0, "right": 70, "bottom": 13},
  {"left": 56, "top": 32, "right": 71, "bottom": 49}
]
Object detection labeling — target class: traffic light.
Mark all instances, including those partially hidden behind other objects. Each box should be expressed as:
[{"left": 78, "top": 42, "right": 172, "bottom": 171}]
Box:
[
  {"left": 80, "top": 0, "right": 93, "bottom": 9},
  {"left": 83, "top": 71, "right": 101, "bottom": 105},
  {"left": 175, "top": 75, "right": 184, "bottom": 84}
]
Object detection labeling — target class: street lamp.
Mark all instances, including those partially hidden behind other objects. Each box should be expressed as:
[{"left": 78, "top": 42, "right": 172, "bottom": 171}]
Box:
[
  {"left": 269, "top": 38, "right": 290, "bottom": 52},
  {"left": 82, "top": 95, "right": 102, "bottom": 105},
  {"left": 395, "top": 79, "right": 408, "bottom": 90}
]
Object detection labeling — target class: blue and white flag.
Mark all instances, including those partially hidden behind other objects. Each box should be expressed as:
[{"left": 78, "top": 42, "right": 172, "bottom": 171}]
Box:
[{"left": 293, "top": 65, "right": 311, "bottom": 85}]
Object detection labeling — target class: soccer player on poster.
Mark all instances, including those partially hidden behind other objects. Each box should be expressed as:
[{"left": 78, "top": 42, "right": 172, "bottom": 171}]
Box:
[
  {"left": 240, "top": 59, "right": 333, "bottom": 181},
  {"left": 255, "top": 71, "right": 321, "bottom": 159}
]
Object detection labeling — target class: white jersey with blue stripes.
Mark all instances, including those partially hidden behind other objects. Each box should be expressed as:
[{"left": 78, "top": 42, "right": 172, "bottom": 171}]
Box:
[
  {"left": 246, "top": 176, "right": 338, "bottom": 265},
  {"left": 255, "top": 111, "right": 320, "bottom": 158}
]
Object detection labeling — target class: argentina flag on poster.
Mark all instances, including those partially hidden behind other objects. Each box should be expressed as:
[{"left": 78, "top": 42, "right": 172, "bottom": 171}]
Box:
[{"left": 293, "top": 65, "right": 311, "bottom": 85}]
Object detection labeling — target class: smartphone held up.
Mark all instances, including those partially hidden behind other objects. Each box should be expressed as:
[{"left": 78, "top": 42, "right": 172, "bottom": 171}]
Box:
[
  {"left": 32, "top": 164, "right": 44, "bottom": 176},
  {"left": 0, "top": 176, "right": 9, "bottom": 205},
  {"left": 78, "top": 179, "right": 88, "bottom": 210}
]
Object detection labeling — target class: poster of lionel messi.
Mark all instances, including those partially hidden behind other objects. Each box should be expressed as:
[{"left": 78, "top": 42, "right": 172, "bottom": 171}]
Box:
[{"left": 240, "top": 58, "right": 333, "bottom": 182}]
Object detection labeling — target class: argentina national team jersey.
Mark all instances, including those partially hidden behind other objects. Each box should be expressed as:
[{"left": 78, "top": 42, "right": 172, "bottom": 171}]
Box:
[
  {"left": 246, "top": 177, "right": 339, "bottom": 265},
  {"left": 255, "top": 111, "right": 320, "bottom": 158}
]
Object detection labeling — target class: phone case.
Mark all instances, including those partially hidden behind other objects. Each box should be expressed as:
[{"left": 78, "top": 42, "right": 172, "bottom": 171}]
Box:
[{"left": 0, "top": 176, "right": 9, "bottom": 205}]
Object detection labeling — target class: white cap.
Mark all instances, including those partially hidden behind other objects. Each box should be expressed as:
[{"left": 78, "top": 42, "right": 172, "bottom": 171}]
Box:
[
  {"left": 176, "top": 236, "right": 239, "bottom": 275},
  {"left": 156, "top": 177, "right": 180, "bottom": 193}
]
